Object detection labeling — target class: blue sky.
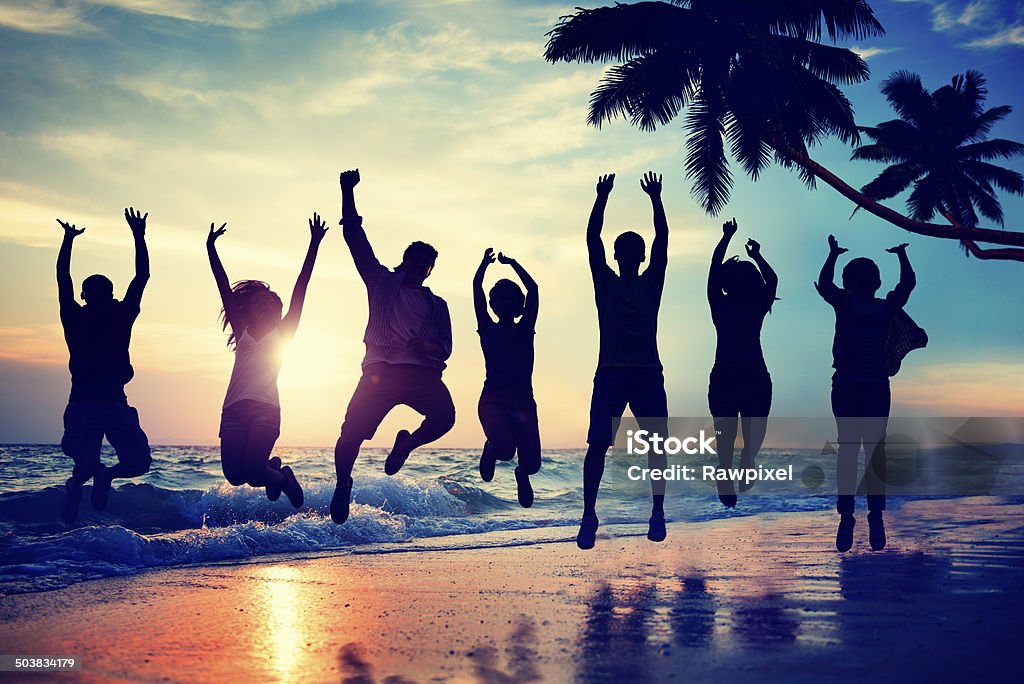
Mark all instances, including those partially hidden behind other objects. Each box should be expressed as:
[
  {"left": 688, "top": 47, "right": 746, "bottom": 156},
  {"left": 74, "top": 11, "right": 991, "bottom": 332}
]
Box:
[{"left": 0, "top": 0, "right": 1022, "bottom": 446}]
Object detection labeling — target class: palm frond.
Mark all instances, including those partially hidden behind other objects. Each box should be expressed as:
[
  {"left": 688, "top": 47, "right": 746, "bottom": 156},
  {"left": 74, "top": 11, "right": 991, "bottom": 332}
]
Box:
[
  {"left": 957, "top": 138, "right": 1024, "bottom": 161},
  {"left": 544, "top": 2, "right": 691, "bottom": 64},
  {"left": 684, "top": 91, "right": 732, "bottom": 215},
  {"left": 860, "top": 161, "right": 923, "bottom": 201},
  {"left": 962, "top": 160, "right": 1024, "bottom": 195},
  {"left": 587, "top": 49, "right": 697, "bottom": 130},
  {"left": 880, "top": 71, "right": 934, "bottom": 128}
]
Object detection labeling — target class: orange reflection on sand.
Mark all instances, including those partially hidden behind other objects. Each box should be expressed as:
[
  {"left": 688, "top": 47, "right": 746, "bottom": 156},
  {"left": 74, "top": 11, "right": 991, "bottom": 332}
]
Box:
[{"left": 258, "top": 565, "right": 307, "bottom": 682}]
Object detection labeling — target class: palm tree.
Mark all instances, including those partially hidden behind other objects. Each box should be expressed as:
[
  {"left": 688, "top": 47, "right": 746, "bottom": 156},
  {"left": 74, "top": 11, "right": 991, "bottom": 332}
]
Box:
[
  {"left": 545, "top": 0, "right": 883, "bottom": 214},
  {"left": 853, "top": 70, "right": 1024, "bottom": 253},
  {"left": 545, "top": 1, "right": 1024, "bottom": 261}
]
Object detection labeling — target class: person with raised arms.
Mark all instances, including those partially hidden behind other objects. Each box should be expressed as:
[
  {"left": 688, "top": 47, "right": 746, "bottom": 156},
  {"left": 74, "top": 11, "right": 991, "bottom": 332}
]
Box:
[
  {"left": 56, "top": 208, "right": 154, "bottom": 523},
  {"left": 331, "top": 168, "right": 455, "bottom": 525},
  {"left": 473, "top": 247, "right": 541, "bottom": 507},
  {"left": 206, "top": 214, "right": 328, "bottom": 508},
  {"left": 577, "top": 171, "right": 670, "bottom": 550}
]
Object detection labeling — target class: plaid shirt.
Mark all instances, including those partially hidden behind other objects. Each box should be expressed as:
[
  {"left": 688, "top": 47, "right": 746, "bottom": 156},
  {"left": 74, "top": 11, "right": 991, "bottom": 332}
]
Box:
[{"left": 345, "top": 220, "right": 452, "bottom": 369}]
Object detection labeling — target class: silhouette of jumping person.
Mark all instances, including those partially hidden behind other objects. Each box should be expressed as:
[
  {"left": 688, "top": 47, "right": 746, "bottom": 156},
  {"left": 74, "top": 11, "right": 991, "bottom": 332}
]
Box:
[
  {"left": 206, "top": 215, "right": 327, "bottom": 508},
  {"left": 473, "top": 247, "right": 541, "bottom": 507},
  {"left": 817, "top": 235, "right": 921, "bottom": 552},
  {"left": 577, "top": 171, "right": 670, "bottom": 549},
  {"left": 707, "top": 219, "right": 778, "bottom": 508},
  {"left": 56, "top": 209, "right": 154, "bottom": 523},
  {"left": 331, "top": 168, "right": 455, "bottom": 524}
]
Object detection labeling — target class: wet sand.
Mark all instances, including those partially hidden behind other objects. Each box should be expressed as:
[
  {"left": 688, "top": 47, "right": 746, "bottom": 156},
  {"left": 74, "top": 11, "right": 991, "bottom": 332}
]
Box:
[{"left": 1, "top": 496, "right": 1022, "bottom": 683}]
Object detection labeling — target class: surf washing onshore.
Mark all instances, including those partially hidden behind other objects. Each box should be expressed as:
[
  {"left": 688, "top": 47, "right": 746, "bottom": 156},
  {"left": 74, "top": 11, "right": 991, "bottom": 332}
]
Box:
[{"left": 0, "top": 443, "right": 881, "bottom": 596}]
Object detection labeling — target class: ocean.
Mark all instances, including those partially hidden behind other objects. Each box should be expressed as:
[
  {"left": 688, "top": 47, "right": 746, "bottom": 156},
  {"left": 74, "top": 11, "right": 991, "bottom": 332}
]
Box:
[{"left": 1, "top": 443, "right": 1017, "bottom": 596}]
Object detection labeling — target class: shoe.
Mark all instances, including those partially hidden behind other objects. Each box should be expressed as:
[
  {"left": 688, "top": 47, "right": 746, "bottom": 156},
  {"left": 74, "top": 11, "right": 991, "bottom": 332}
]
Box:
[
  {"left": 479, "top": 442, "right": 496, "bottom": 483},
  {"left": 91, "top": 464, "right": 113, "bottom": 511},
  {"left": 836, "top": 514, "right": 855, "bottom": 552},
  {"left": 514, "top": 467, "right": 534, "bottom": 508},
  {"left": 647, "top": 511, "right": 666, "bottom": 542},
  {"left": 576, "top": 514, "right": 599, "bottom": 550},
  {"left": 331, "top": 476, "right": 354, "bottom": 524},
  {"left": 280, "top": 466, "right": 304, "bottom": 508},
  {"left": 266, "top": 457, "right": 283, "bottom": 502},
  {"left": 717, "top": 478, "right": 737, "bottom": 508},
  {"left": 384, "top": 430, "right": 411, "bottom": 476},
  {"left": 60, "top": 477, "right": 83, "bottom": 524},
  {"left": 868, "top": 511, "right": 886, "bottom": 551}
]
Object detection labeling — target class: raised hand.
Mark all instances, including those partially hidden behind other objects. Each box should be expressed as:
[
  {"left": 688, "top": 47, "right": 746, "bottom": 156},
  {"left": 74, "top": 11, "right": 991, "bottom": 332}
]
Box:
[
  {"left": 309, "top": 212, "right": 329, "bottom": 242},
  {"left": 207, "top": 222, "right": 227, "bottom": 247},
  {"left": 596, "top": 173, "right": 615, "bottom": 197},
  {"left": 481, "top": 247, "right": 496, "bottom": 265},
  {"left": 828, "top": 234, "right": 847, "bottom": 255},
  {"left": 886, "top": 242, "right": 909, "bottom": 254},
  {"left": 497, "top": 252, "right": 515, "bottom": 265},
  {"left": 745, "top": 238, "right": 760, "bottom": 257},
  {"left": 640, "top": 171, "right": 662, "bottom": 197},
  {"left": 124, "top": 207, "right": 148, "bottom": 234},
  {"left": 57, "top": 219, "right": 85, "bottom": 238},
  {"left": 339, "top": 169, "right": 360, "bottom": 190},
  {"left": 723, "top": 218, "right": 738, "bottom": 237}
]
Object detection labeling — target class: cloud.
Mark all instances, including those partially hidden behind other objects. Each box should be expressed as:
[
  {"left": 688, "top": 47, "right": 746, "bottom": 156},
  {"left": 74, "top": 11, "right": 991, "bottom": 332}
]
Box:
[
  {"left": 893, "top": 0, "right": 1022, "bottom": 49},
  {"left": 94, "top": 0, "right": 349, "bottom": 30},
  {"left": 850, "top": 45, "right": 900, "bottom": 59},
  {"left": 967, "top": 24, "right": 1024, "bottom": 47},
  {"left": 0, "top": 1, "right": 94, "bottom": 35}
]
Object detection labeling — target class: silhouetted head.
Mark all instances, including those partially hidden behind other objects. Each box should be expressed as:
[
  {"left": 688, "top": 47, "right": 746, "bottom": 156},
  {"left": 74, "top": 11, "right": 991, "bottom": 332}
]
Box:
[
  {"left": 399, "top": 241, "right": 438, "bottom": 286},
  {"left": 842, "top": 257, "right": 881, "bottom": 296},
  {"left": 613, "top": 231, "right": 646, "bottom": 272},
  {"left": 222, "top": 280, "right": 282, "bottom": 348},
  {"left": 81, "top": 274, "right": 114, "bottom": 306},
  {"left": 489, "top": 278, "right": 525, "bottom": 321},
  {"left": 720, "top": 258, "right": 767, "bottom": 300}
]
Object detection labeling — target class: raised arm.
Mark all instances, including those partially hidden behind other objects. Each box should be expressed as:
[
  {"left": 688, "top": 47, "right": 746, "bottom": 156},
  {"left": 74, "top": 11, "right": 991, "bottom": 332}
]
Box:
[
  {"left": 588, "top": 174, "right": 614, "bottom": 277},
  {"left": 745, "top": 238, "right": 778, "bottom": 303},
  {"left": 473, "top": 248, "right": 495, "bottom": 328},
  {"left": 281, "top": 213, "right": 329, "bottom": 336},
  {"left": 498, "top": 252, "right": 539, "bottom": 329},
  {"left": 206, "top": 222, "right": 237, "bottom": 330},
  {"left": 885, "top": 243, "right": 916, "bottom": 308},
  {"left": 640, "top": 171, "right": 667, "bottom": 274},
  {"left": 56, "top": 219, "right": 85, "bottom": 308},
  {"left": 339, "top": 169, "right": 381, "bottom": 283},
  {"left": 123, "top": 207, "right": 150, "bottom": 310},
  {"left": 708, "top": 219, "right": 737, "bottom": 304},
  {"left": 815, "top": 234, "right": 846, "bottom": 305}
]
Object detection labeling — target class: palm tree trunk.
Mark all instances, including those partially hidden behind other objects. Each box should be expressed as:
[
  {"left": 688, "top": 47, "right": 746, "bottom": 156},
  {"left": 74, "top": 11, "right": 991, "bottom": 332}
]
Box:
[{"left": 777, "top": 145, "right": 1024, "bottom": 262}]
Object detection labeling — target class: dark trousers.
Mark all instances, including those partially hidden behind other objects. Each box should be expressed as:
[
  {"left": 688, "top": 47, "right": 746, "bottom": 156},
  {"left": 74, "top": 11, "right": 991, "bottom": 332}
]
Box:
[{"left": 831, "top": 382, "right": 889, "bottom": 514}]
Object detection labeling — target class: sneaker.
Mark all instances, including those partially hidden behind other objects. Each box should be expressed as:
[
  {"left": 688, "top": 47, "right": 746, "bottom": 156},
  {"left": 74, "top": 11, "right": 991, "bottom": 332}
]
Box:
[
  {"left": 384, "top": 430, "right": 412, "bottom": 476},
  {"left": 836, "top": 514, "right": 855, "bottom": 552},
  {"left": 647, "top": 511, "right": 666, "bottom": 542},
  {"left": 514, "top": 467, "right": 534, "bottom": 508},
  {"left": 479, "top": 442, "right": 496, "bottom": 483},
  {"left": 60, "top": 477, "right": 82, "bottom": 524},
  {"left": 266, "top": 457, "right": 283, "bottom": 502},
  {"left": 331, "top": 476, "right": 354, "bottom": 524},
  {"left": 868, "top": 511, "right": 886, "bottom": 551},
  {"left": 91, "top": 464, "right": 113, "bottom": 511},
  {"left": 280, "top": 465, "right": 304, "bottom": 508},
  {"left": 576, "top": 514, "right": 599, "bottom": 550}
]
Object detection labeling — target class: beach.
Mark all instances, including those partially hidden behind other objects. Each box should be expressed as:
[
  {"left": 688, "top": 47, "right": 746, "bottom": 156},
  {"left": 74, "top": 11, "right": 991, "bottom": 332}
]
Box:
[{"left": 2, "top": 495, "right": 1021, "bottom": 683}]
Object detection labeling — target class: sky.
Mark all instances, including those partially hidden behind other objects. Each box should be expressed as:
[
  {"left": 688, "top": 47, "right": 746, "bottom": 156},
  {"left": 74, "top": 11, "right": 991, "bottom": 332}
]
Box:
[{"left": 0, "top": 0, "right": 1022, "bottom": 447}]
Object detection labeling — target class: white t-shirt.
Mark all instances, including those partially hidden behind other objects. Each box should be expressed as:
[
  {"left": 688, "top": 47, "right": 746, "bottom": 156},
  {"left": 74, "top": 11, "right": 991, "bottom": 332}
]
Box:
[{"left": 223, "top": 327, "right": 284, "bottom": 408}]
